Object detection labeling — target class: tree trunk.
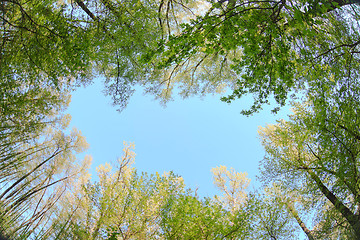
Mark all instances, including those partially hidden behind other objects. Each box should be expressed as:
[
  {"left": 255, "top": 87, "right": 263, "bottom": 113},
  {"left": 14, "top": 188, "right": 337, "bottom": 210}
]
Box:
[
  {"left": 306, "top": 168, "right": 360, "bottom": 236},
  {"left": 285, "top": 201, "right": 315, "bottom": 240}
]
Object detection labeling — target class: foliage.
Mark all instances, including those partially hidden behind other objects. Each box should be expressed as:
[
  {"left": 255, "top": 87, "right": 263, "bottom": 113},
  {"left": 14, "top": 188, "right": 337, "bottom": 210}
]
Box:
[
  {"left": 153, "top": 0, "right": 360, "bottom": 114},
  {"left": 47, "top": 143, "right": 184, "bottom": 239},
  {"left": 161, "top": 195, "right": 252, "bottom": 239},
  {"left": 0, "top": 66, "right": 89, "bottom": 238},
  {"left": 5, "top": 0, "right": 360, "bottom": 114},
  {"left": 3, "top": 0, "right": 360, "bottom": 239},
  {"left": 248, "top": 186, "right": 300, "bottom": 240},
  {"left": 1, "top": 0, "right": 196, "bottom": 111},
  {"left": 211, "top": 165, "right": 250, "bottom": 213},
  {"left": 259, "top": 90, "right": 360, "bottom": 238},
  {"left": 43, "top": 144, "right": 256, "bottom": 240},
  {"left": 0, "top": 106, "right": 90, "bottom": 239}
]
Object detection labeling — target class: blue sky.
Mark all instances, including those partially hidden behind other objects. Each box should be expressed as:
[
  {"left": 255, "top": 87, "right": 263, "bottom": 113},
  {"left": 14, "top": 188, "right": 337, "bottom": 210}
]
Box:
[{"left": 67, "top": 79, "right": 290, "bottom": 197}]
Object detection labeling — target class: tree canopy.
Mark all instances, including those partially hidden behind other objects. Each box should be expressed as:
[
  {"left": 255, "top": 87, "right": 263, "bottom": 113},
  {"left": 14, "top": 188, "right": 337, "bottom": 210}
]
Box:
[
  {"left": 3, "top": 0, "right": 360, "bottom": 114},
  {"left": 2, "top": 0, "right": 360, "bottom": 239},
  {"left": 259, "top": 81, "right": 360, "bottom": 238},
  {"left": 156, "top": 0, "right": 360, "bottom": 114},
  {"left": 35, "top": 144, "right": 255, "bottom": 239}
]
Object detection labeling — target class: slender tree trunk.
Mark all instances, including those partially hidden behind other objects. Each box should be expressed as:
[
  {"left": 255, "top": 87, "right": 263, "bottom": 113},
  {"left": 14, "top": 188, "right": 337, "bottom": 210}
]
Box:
[
  {"left": 285, "top": 201, "right": 315, "bottom": 240},
  {"left": 306, "top": 168, "right": 360, "bottom": 236}
]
